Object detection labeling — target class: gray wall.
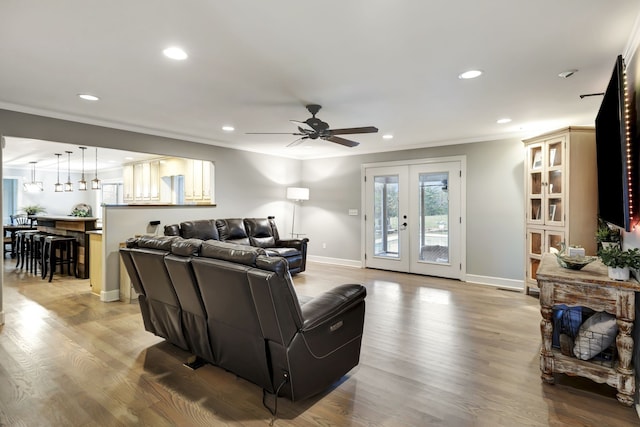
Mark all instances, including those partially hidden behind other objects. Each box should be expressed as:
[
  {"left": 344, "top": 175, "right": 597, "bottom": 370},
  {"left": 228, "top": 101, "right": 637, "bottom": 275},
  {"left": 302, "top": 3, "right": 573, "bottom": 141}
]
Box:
[
  {"left": 301, "top": 137, "right": 525, "bottom": 282},
  {"left": 0, "top": 109, "right": 526, "bottom": 313},
  {"left": 0, "top": 109, "right": 303, "bottom": 221}
]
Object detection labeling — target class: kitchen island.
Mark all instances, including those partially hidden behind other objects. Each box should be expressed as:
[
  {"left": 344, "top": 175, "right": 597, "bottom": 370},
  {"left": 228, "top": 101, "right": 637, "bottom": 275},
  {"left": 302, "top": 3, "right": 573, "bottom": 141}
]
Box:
[{"left": 35, "top": 216, "right": 99, "bottom": 279}]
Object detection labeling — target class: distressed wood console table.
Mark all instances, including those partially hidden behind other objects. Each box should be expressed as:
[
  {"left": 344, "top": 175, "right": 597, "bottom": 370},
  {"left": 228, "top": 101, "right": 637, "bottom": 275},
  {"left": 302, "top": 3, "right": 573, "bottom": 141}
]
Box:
[{"left": 536, "top": 253, "right": 638, "bottom": 406}]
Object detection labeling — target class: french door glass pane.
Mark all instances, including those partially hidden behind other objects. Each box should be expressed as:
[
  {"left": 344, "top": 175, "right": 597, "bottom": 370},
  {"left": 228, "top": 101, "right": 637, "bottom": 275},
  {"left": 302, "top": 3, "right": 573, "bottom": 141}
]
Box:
[
  {"left": 374, "top": 175, "right": 399, "bottom": 258},
  {"left": 418, "top": 172, "right": 449, "bottom": 263}
]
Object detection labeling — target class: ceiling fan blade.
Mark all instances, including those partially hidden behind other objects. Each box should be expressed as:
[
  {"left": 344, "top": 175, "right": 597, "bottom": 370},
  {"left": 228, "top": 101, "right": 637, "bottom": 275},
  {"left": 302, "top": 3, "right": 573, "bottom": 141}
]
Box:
[
  {"left": 328, "top": 126, "right": 379, "bottom": 135},
  {"left": 325, "top": 135, "right": 360, "bottom": 147},
  {"left": 245, "top": 132, "right": 306, "bottom": 135},
  {"left": 286, "top": 137, "right": 308, "bottom": 147},
  {"left": 290, "top": 120, "right": 315, "bottom": 132}
]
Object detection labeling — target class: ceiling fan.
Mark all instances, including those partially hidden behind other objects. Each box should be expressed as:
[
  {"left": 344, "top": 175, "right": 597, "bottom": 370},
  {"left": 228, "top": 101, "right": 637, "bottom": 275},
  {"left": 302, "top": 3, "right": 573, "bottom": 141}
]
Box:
[{"left": 247, "top": 104, "right": 378, "bottom": 147}]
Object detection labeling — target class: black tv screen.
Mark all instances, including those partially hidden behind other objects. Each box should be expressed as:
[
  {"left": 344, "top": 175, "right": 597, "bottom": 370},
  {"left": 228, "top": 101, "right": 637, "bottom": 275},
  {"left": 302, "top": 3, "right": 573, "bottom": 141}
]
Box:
[{"left": 595, "top": 55, "right": 635, "bottom": 231}]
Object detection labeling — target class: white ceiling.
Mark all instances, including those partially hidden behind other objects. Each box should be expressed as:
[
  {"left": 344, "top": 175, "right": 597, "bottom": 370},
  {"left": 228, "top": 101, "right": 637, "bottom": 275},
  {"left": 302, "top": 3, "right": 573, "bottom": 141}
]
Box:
[{"left": 1, "top": 1, "right": 639, "bottom": 169}]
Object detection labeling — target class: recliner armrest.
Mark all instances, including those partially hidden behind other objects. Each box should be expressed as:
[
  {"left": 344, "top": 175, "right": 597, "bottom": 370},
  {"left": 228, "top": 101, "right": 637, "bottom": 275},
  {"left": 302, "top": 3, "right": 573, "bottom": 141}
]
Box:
[
  {"left": 301, "top": 284, "right": 366, "bottom": 331},
  {"left": 276, "top": 238, "right": 309, "bottom": 251}
]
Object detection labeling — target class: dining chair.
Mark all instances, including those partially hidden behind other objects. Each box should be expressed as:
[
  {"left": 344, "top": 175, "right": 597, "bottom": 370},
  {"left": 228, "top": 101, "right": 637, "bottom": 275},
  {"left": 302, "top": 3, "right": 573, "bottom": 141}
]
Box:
[{"left": 11, "top": 214, "right": 30, "bottom": 225}]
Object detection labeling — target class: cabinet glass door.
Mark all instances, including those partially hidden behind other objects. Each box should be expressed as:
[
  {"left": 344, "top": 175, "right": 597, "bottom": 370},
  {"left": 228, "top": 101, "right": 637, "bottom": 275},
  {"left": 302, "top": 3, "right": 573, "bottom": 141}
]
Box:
[
  {"left": 546, "top": 230, "right": 564, "bottom": 254},
  {"left": 527, "top": 229, "right": 542, "bottom": 283},
  {"left": 527, "top": 144, "right": 544, "bottom": 224},
  {"left": 546, "top": 138, "right": 564, "bottom": 226}
]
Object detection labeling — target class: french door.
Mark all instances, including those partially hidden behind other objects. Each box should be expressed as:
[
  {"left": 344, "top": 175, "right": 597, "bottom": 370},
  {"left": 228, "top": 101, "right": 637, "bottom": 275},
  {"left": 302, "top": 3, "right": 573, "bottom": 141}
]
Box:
[{"left": 363, "top": 158, "right": 465, "bottom": 280}]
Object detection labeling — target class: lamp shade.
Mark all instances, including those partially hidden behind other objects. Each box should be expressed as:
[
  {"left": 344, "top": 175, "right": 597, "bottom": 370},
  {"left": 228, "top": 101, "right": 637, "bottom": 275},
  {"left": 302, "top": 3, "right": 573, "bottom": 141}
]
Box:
[{"left": 286, "top": 187, "right": 309, "bottom": 201}]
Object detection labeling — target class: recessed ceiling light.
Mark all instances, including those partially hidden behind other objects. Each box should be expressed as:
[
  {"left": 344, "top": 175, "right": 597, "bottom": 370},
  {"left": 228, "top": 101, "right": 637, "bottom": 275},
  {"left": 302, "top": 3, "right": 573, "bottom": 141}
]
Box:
[
  {"left": 458, "top": 70, "right": 483, "bottom": 79},
  {"left": 78, "top": 94, "right": 99, "bottom": 101},
  {"left": 497, "top": 118, "right": 512, "bottom": 124},
  {"left": 163, "top": 46, "right": 188, "bottom": 60},
  {"left": 382, "top": 134, "right": 394, "bottom": 140},
  {"left": 558, "top": 69, "right": 578, "bottom": 79},
  {"left": 222, "top": 125, "right": 235, "bottom": 132},
  {"left": 125, "top": 156, "right": 134, "bottom": 160}
]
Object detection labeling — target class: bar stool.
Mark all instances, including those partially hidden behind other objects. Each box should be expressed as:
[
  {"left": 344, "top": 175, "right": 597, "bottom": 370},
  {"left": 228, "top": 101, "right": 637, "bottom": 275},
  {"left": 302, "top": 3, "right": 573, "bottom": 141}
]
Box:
[
  {"left": 42, "top": 236, "right": 78, "bottom": 282},
  {"left": 29, "top": 232, "right": 53, "bottom": 276},
  {"left": 15, "top": 230, "right": 38, "bottom": 269}
]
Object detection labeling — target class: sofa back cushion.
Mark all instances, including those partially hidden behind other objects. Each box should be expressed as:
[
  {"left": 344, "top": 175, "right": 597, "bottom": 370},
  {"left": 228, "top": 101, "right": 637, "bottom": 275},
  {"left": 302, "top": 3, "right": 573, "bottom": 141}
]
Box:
[
  {"left": 164, "top": 224, "right": 181, "bottom": 237},
  {"left": 137, "top": 235, "right": 180, "bottom": 251},
  {"left": 252, "top": 256, "right": 304, "bottom": 336},
  {"left": 268, "top": 216, "right": 281, "bottom": 241},
  {"left": 129, "top": 244, "right": 188, "bottom": 350},
  {"left": 171, "top": 238, "right": 203, "bottom": 256},
  {"left": 164, "top": 249, "right": 214, "bottom": 362},
  {"left": 190, "top": 254, "right": 272, "bottom": 391},
  {"left": 200, "top": 240, "right": 265, "bottom": 266},
  {"left": 215, "top": 218, "right": 250, "bottom": 245},
  {"left": 244, "top": 218, "right": 276, "bottom": 248},
  {"left": 180, "top": 219, "right": 219, "bottom": 240}
]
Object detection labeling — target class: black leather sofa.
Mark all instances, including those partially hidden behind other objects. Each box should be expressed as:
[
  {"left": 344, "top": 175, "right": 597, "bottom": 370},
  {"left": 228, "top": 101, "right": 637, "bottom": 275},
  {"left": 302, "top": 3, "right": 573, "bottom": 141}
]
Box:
[
  {"left": 164, "top": 217, "right": 308, "bottom": 274},
  {"left": 119, "top": 236, "right": 366, "bottom": 404}
]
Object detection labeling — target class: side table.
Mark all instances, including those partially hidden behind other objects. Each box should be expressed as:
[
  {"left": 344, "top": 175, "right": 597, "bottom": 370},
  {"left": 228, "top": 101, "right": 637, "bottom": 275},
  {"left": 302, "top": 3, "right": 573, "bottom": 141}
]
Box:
[{"left": 536, "top": 253, "right": 639, "bottom": 406}]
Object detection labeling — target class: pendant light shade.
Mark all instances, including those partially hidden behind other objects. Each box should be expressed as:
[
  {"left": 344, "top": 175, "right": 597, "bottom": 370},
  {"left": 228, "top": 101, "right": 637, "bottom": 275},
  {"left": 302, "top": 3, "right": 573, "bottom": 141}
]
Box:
[
  {"left": 91, "top": 147, "right": 101, "bottom": 190},
  {"left": 54, "top": 153, "right": 64, "bottom": 192},
  {"left": 23, "top": 161, "right": 44, "bottom": 192},
  {"left": 64, "top": 151, "right": 73, "bottom": 192},
  {"left": 78, "top": 146, "right": 87, "bottom": 191}
]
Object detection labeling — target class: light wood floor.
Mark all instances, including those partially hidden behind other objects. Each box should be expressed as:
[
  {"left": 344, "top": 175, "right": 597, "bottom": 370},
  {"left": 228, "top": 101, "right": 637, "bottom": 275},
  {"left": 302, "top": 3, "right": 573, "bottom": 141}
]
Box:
[{"left": 1, "top": 260, "right": 639, "bottom": 426}]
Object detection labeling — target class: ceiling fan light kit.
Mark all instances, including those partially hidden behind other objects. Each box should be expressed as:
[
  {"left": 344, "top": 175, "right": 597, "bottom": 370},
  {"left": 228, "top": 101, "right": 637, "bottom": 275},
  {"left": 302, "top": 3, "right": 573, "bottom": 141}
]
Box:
[{"left": 248, "top": 104, "right": 378, "bottom": 148}]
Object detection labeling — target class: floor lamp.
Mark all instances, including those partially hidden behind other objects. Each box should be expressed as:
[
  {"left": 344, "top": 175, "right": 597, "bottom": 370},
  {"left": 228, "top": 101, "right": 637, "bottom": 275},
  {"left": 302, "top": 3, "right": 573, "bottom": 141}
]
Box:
[{"left": 286, "top": 187, "right": 309, "bottom": 238}]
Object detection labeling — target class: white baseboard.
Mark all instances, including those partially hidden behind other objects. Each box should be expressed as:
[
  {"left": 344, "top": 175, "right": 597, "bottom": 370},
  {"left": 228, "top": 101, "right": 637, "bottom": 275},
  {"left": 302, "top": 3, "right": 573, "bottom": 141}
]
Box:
[
  {"left": 307, "top": 255, "right": 362, "bottom": 268},
  {"left": 100, "top": 289, "right": 121, "bottom": 302},
  {"left": 306, "top": 258, "right": 524, "bottom": 292},
  {"left": 465, "top": 274, "right": 524, "bottom": 291}
]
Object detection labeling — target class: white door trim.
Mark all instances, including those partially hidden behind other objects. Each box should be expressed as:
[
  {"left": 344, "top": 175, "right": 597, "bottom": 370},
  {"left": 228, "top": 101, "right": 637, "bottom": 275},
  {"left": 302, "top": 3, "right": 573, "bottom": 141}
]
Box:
[{"left": 360, "top": 155, "right": 467, "bottom": 281}]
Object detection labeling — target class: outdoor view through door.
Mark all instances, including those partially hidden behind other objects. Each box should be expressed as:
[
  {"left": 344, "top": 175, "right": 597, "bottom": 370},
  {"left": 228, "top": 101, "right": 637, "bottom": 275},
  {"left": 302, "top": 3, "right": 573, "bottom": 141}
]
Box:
[
  {"left": 418, "top": 171, "right": 449, "bottom": 264},
  {"left": 373, "top": 175, "right": 400, "bottom": 258},
  {"left": 364, "top": 158, "right": 464, "bottom": 280}
]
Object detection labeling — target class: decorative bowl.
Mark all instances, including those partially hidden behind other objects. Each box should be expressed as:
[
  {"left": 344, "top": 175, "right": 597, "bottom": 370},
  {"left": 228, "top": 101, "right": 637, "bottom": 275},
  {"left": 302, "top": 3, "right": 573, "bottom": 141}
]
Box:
[{"left": 555, "top": 254, "right": 598, "bottom": 270}]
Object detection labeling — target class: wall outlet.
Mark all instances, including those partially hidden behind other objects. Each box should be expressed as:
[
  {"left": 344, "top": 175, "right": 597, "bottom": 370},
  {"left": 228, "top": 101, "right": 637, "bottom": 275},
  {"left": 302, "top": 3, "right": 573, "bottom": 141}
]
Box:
[
  {"left": 322, "top": 242, "right": 327, "bottom": 249},
  {"left": 348, "top": 209, "right": 358, "bottom": 216}
]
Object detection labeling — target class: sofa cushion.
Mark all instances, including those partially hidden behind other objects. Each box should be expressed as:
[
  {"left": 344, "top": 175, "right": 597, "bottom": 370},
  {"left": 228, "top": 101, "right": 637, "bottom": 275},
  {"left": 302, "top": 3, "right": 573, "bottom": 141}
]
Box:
[
  {"left": 171, "top": 238, "right": 203, "bottom": 256},
  {"left": 200, "top": 240, "right": 266, "bottom": 266},
  {"left": 125, "top": 236, "right": 139, "bottom": 248},
  {"left": 244, "top": 218, "right": 276, "bottom": 248},
  {"left": 164, "top": 224, "right": 181, "bottom": 236},
  {"left": 265, "top": 247, "right": 299, "bottom": 258},
  {"left": 181, "top": 219, "right": 219, "bottom": 240},
  {"left": 137, "top": 235, "right": 179, "bottom": 251},
  {"left": 216, "top": 218, "right": 251, "bottom": 245},
  {"left": 255, "top": 255, "right": 289, "bottom": 276}
]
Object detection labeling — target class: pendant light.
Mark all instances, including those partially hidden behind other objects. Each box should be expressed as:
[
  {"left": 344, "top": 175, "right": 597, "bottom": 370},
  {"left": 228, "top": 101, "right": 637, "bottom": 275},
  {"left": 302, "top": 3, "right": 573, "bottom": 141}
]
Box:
[
  {"left": 64, "top": 151, "right": 73, "bottom": 192},
  {"left": 78, "top": 146, "right": 87, "bottom": 191},
  {"left": 23, "top": 161, "right": 44, "bottom": 192},
  {"left": 91, "top": 147, "right": 101, "bottom": 190},
  {"left": 54, "top": 153, "right": 64, "bottom": 192}
]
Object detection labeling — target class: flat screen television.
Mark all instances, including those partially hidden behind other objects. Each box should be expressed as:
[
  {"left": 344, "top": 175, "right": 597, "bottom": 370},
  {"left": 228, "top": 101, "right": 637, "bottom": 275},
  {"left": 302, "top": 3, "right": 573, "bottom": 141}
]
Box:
[{"left": 595, "top": 54, "right": 636, "bottom": 231}]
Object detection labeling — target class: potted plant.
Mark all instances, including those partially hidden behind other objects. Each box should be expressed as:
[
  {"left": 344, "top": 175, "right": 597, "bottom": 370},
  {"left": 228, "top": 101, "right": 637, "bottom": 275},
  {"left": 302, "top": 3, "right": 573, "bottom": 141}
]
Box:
[
  {"left": 20, "top": 204, "right": 46, "bottom": 216},
  {"left": 598, "top": 245, "right": 640, "bottom": 280},
  {"left": 595, "top": 218, "right": 621, "bottom": 249}
]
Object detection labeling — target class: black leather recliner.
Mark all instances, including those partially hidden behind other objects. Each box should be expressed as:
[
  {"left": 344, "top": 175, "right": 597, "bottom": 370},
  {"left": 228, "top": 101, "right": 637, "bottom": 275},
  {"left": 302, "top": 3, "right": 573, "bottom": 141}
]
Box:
[
  {"left": 166, "top": 216, "right": 308, "bottom": 274},
  {"left": 122, "top": 235, "right": 188, "bottom": 350},
  {"left": 119, "top": 237, "right": 366, "bottom": 403}
]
